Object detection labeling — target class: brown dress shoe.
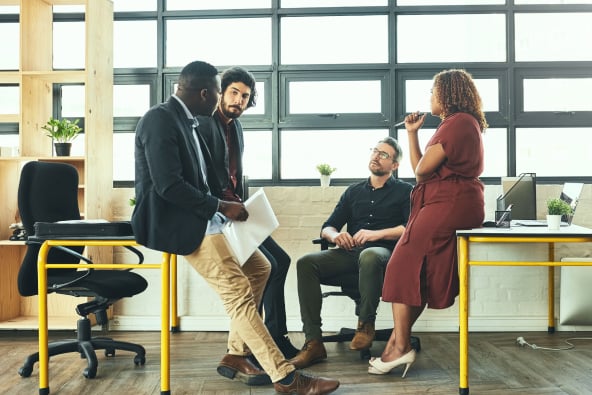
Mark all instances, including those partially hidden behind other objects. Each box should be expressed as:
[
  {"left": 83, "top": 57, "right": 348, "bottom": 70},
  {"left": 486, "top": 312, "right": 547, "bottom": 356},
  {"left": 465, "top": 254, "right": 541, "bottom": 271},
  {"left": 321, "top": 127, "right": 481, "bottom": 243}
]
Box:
[
  {"left": 274, "top": 370, "right": 340, "bottom": 395},
  {"left": 288, "top": 339, "right": 327, "bottom": 369},
  {"left": 216, "top": 354, "right": 271, "bottom": 386},
  {"left": 349, "top": 321, "right": 375, "bottom": 350}
]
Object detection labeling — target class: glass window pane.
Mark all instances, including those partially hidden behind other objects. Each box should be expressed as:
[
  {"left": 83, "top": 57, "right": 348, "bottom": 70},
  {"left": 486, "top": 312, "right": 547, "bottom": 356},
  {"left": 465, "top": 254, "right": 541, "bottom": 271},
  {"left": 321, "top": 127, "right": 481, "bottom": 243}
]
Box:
[
  {"left": 61, "top": 85, "right": 85, "bottom": 118},
  {"left": 397, "top": 0, "right": 503, "bottom": 3},
  {"left": 405, "top": 78, "right": 499, "bottom": 113},
  {"left": 0, "top": 23, "right": 19, "bottom": 70},
  {"left": 515, "top": 13, "right": 592, "bottom": 61},
  {"left": 113, "top": 133, "right": 135, "bottom": 182},
  {"left": 0, "top": 86, "right": 19, "bottom": 114},
  {"left": 114, "top": 21, "right": 157, "bottom": 68},
  {"left": 0, "top": 6, "right": 19, "bottom": 14},
  {"left": 166, "top": 18, "right": 271, "bottom": 67},
  {"left": 167, "top": 0, "right": 270, "bottom": 10},
  {"left": 53, "top": 6, "right": 84, "bottom": 13},
  {"left": 114, "top": 0, "right": 157, "bottom": 11},
  {"left": 289, "top": 80, "right": 381, "bottom": 114},
  {"left": 282, "top": 0, "right": 386, "bottom": 7},
  {"left": 516, "top": 128, "right": 592, "bottom": 176},
  {"left": 243, "top": 130, "right": 271, "bottom": 179},
  {"left": 53, "top": 22, "right": 85, "bottom": 69},
  {"left": 0, "top": 135, "right": 19, "bottom": 156},
  {"left": 281, "top": 130, "right": 387, "bottom": 179},
  {"left": 524, "top": 78, "right": 592, "bottom": 112},
  {"left": 398, "top": 15, "right": 506, "bottom": 63},
  {"left": 281, "top": 16, "right": 388, "bottom": 65},
  {"left": 516, "top": 0, "right": 592, "bottom": 4},
  {"left": 397, "top": 128, "right": 505, "bottom": 178},
  {"left": 114, "top": 85, "right": 151, "bottom": 117}
]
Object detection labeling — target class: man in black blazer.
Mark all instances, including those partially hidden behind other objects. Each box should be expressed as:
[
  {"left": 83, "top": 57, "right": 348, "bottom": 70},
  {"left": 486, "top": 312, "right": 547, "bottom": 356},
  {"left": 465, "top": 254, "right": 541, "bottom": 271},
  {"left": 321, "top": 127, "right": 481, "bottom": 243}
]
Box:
[
  {"left": 197, "top": 66, "right": 298, "bottom": 359},
  {"left": 132, "top": 60, "right": 338, "bottom": 395}
]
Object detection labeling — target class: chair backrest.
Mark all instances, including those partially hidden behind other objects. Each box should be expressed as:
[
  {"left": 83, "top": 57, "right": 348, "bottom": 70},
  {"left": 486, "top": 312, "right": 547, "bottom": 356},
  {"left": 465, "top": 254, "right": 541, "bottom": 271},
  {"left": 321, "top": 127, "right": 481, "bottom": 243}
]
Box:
[{"left": 17, "top": 161, "right": 84, "bottom": 296}]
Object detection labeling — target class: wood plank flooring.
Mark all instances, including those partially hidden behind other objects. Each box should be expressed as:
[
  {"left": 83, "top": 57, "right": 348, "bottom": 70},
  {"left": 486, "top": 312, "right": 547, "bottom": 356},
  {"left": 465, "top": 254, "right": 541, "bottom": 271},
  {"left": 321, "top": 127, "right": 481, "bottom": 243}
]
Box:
[{"left": 2, "top": 330, "right": 592, "bottom": 394}]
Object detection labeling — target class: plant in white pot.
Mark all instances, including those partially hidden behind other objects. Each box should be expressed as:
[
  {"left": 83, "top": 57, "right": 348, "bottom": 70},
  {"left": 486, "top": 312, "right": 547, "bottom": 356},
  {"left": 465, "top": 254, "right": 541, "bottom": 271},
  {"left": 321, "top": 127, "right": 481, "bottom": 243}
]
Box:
[
  {"left": 546, "top": 198, "right": 573, "bottom": 230},
  {"left": 42, "top": 117, "right": 82, "bottom": 156},
  {"left": 316, "top": 163, "right": 336, "bottom": 187}
]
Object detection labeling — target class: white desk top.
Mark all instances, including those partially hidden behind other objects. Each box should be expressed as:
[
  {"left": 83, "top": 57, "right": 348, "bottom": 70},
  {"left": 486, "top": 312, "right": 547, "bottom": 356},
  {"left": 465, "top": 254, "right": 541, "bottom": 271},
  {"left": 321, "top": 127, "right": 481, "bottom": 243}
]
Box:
[{"left": 457, "top": 223, "right": 592, "bottom": 237}]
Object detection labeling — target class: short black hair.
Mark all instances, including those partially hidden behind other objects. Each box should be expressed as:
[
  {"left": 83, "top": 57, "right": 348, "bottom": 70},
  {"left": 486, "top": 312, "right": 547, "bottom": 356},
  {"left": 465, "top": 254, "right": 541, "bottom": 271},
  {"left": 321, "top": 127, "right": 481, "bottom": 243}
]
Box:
[
  {"left": 178, "top": 61, "right": 218, "bottom": 91},
  {"left": 378, "top": 136, "right": 403, "bottom": 163},
  {"left": 221, "top": 66, "right": 258, "bottom": 108}
]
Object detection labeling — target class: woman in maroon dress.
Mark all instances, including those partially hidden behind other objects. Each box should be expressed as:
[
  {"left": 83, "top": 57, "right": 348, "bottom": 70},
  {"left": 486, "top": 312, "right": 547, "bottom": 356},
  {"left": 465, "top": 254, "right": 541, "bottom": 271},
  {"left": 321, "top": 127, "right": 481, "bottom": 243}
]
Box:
[{"left": 369, "top": 69, "right": 487, "bottom": 377}]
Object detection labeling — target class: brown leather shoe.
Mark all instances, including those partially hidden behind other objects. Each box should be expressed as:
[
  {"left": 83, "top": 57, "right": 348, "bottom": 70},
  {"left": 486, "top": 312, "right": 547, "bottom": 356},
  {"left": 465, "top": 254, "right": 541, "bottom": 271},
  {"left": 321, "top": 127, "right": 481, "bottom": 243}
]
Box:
[
  {"left": 349, "top": 321, "right": 375, "bottom": 350},
  {"left": 274, "top": 370, "right": 340, "bottom": 395},
  {"left": 288, "top": 339, "right": 327, "bottom": 369},
  {"left": 216, "top": 354, "right": 271, "bottom": 386}
]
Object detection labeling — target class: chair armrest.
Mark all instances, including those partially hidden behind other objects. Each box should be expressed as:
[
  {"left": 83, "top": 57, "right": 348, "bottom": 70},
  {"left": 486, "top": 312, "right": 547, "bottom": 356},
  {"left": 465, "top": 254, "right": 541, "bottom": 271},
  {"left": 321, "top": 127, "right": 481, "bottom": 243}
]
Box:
[{"left": 312, "top": 238, "right": 336, "bottom": 251}]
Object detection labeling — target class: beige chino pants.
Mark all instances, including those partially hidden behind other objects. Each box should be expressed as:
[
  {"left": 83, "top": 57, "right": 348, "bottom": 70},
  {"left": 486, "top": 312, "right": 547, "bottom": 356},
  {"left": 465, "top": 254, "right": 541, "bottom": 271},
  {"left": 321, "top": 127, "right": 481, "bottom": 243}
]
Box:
[{"left": 184, "top": 234, "right": 295, "bottom": 382}]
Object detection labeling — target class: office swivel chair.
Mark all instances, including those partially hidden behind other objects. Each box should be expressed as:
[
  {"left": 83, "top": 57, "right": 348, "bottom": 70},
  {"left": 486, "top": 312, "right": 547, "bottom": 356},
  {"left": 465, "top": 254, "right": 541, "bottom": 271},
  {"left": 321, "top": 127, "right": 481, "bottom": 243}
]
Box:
[
  {"left": 16, "top": 161, "right": 148, "bottom": 379},
  {"left": 313, "top": 238, "right": 421, "bottom": 360}
]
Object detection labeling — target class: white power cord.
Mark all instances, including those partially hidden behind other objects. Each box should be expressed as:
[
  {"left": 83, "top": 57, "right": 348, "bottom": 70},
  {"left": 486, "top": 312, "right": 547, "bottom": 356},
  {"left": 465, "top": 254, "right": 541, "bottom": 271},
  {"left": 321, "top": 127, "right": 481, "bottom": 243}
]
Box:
[{"left": 516, "top": 336, "right": 592, "bottom": 351}]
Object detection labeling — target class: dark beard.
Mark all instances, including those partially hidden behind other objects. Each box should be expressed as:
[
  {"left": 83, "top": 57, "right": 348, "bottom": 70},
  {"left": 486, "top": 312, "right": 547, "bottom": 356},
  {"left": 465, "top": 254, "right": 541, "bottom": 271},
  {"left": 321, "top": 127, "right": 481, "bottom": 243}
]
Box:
[{"left": 370, "top": 168, "right": 389, "bottom": 177}]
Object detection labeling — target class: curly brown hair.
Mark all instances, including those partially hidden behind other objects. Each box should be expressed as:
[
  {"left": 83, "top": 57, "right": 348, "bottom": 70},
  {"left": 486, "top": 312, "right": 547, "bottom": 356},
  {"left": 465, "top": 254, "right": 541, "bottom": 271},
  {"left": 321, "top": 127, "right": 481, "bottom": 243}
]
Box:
[{"left": 432, "top": 69, "right": 488, "bottom": 132}]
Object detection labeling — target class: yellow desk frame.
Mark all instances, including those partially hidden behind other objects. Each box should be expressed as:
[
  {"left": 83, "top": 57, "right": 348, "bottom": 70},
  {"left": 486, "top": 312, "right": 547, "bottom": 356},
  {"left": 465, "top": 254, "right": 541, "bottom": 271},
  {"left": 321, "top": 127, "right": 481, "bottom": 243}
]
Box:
[
  {"left": 37, "top": 239, "right": 171, "bottom": 395},
  {"left": 457, "top": 224, "right": 592, "bottom": 395}
]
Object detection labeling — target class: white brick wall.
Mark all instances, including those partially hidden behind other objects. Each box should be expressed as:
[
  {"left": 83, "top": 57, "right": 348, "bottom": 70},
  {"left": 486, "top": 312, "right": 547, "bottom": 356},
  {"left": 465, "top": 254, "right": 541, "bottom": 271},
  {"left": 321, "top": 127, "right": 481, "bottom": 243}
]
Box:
[{"left": 111, "top": 184, "right": 592, "bottom": 333}]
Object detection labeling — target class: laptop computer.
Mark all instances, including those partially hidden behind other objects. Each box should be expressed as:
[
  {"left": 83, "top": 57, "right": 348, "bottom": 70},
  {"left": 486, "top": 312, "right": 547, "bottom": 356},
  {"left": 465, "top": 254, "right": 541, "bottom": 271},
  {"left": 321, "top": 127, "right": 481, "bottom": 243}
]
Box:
[{"left": 513, "top": 183, "right": 583, "bottom": 227}]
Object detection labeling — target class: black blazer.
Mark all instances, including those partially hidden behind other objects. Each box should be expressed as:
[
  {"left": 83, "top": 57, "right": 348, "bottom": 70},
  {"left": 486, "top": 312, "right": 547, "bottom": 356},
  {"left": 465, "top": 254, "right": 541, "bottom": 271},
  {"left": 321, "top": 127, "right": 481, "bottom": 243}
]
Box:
[
  {"left": 196, "top": 115, "right": 245, "bottom": 200},
  {"left": 132, "top": 97, "right": 219, "bottom": 255}
]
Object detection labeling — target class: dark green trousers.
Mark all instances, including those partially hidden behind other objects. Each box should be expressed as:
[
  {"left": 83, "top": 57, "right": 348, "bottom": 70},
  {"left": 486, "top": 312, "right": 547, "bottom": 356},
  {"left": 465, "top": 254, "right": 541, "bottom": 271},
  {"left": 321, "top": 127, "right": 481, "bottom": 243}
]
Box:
[{"left": 296, "top": 246, "right": 391, "bottom": 341}]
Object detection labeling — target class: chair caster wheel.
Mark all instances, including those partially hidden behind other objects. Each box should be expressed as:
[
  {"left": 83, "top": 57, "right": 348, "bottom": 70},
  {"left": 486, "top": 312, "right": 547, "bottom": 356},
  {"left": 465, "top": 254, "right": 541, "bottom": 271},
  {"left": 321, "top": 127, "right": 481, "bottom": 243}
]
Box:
[
  {"left": 134, "top": 355, "right": 146, "bottom": 366},
  {"left": 105, "top": 348, "right": 115, "bottom": 357},
  {"left": 18, "top": 365, "right": 33, "bottom": 377},
  {"left": 83, "top": 367, "right": 97, "bottom": 378}
]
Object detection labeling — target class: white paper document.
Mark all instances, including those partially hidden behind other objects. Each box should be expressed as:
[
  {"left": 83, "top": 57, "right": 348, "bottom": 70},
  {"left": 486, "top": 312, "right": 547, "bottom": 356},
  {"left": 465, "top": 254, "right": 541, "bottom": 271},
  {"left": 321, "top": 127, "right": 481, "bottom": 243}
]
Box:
[{"left": 222, "top": 188, "right": 279, "bottom": 266}]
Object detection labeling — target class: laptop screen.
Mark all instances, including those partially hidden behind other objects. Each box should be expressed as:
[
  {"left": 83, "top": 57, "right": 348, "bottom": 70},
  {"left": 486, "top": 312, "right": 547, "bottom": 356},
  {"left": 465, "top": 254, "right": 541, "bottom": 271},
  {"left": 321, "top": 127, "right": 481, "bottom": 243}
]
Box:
[{"left": 560, "top": 182, "right": 583, "bottom": 224}]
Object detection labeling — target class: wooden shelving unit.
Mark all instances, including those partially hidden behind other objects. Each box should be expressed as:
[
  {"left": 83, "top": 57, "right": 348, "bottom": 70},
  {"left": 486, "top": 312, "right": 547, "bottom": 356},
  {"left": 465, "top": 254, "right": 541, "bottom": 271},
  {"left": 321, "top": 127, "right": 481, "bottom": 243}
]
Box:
[{"left": 0, "top": 0, "right": 113, "bottom": 330}]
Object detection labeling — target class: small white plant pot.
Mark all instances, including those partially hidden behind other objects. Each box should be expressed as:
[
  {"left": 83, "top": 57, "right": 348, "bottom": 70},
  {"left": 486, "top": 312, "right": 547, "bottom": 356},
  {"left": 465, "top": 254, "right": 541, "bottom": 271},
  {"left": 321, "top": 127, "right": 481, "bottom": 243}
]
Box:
[
  {"left": 547, "top": 214, "right": 561, "bottom": 230},
  {"left": 320, "top": 175, "right": 331, "bottom": 188}
]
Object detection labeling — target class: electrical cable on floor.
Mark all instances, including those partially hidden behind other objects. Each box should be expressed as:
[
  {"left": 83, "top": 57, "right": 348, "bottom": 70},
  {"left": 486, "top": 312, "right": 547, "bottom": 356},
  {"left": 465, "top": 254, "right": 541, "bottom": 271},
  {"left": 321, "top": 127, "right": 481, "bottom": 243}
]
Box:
[{"left": 516, "top": 336, "right": 592, "bottom": 351}]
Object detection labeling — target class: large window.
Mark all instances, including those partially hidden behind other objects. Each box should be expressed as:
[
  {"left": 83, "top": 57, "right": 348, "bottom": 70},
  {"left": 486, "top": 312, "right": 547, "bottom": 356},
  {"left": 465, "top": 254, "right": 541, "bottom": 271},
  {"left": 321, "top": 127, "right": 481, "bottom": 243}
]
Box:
[{"left": 2, "top": 3, "right": 591, "bottom": 185}]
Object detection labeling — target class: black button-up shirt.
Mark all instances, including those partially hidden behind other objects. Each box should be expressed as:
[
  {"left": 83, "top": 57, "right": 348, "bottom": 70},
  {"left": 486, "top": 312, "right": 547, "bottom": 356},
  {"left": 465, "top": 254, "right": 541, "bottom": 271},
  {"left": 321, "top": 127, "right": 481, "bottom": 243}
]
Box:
[{"left": 322, "top": 176, "right": 413, "bottom": 251}]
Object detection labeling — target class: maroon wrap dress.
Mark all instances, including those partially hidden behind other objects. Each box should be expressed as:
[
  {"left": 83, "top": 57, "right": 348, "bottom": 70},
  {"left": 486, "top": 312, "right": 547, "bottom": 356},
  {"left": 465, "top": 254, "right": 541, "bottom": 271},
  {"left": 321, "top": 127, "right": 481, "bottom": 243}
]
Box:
[{"left": 382, "top": 112, "right": 485, "bottom": 309}]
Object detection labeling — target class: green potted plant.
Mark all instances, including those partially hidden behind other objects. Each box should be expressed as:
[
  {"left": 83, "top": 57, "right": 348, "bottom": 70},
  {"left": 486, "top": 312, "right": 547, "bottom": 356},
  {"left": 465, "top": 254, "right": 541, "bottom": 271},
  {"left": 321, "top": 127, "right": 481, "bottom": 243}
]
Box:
[
  {"left": 316, "top": 163, "right": 336, "bottom": 187},
  {"left": 546, "top": 198, "right": 573, "bottom": 230},
  {"left": 42, "top": 117, "right": 82, "bottom": 156}
]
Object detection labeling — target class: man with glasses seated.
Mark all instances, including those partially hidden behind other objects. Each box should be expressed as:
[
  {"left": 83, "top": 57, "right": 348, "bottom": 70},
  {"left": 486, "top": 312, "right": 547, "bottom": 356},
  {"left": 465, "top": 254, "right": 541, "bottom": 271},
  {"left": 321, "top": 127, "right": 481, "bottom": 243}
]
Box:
[{"left": 289, "top": 137, "right": 413, "bottom": 369}]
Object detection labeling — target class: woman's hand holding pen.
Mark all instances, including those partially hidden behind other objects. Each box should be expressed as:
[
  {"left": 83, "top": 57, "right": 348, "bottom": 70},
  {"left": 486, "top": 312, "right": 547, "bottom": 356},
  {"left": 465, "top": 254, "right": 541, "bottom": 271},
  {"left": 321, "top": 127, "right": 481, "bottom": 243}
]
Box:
[{"left": 404, "top": 111, "right": 425, "bottom": 134}]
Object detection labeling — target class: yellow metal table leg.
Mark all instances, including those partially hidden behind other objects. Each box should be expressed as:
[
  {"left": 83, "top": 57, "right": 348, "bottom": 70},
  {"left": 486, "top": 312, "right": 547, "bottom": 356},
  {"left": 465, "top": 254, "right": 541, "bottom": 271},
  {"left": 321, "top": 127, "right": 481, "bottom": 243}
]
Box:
[{"left": 458, "top": 236, "right": 470, "bottom": 395}]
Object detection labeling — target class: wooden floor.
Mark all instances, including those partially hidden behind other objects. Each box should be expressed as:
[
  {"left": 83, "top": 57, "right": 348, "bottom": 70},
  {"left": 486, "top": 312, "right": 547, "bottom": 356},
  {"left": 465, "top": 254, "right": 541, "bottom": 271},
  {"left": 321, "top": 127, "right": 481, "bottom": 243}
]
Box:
[{"left": 2, "top": 330, "right": 592, "bottom": 395}]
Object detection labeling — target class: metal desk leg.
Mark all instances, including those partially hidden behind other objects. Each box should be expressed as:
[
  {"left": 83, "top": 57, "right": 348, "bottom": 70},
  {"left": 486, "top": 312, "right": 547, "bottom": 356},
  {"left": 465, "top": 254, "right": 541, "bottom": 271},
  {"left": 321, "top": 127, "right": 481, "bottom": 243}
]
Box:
[
  {"left": 37, "top": 242, "right": 50, "bottom": 395},
  {"left": 458, "top": 236, "right": 470, "bottom": 395},
  {"left": 161, "top": 252, "right": 171, "bottom": 395},
  {"left": 170, "top": 254, "right": 180, "bottom": 332},
  {"left": 548, "top": 242, "right": 556, "bottom": 334}
]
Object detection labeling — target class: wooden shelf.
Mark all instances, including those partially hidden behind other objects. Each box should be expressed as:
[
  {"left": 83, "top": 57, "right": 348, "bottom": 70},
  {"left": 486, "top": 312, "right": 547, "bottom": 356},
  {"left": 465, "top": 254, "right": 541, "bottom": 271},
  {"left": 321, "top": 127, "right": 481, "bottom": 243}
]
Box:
[{"left": 0, "top": 0, "right": 114, "bottom": 330}]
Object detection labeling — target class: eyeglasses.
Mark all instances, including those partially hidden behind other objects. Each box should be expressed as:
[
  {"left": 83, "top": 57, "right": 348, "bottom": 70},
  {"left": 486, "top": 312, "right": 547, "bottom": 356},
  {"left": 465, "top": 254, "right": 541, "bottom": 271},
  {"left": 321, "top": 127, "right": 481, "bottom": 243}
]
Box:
[{"left": 369, "top": 148, "right": 392, "bottom": 161}]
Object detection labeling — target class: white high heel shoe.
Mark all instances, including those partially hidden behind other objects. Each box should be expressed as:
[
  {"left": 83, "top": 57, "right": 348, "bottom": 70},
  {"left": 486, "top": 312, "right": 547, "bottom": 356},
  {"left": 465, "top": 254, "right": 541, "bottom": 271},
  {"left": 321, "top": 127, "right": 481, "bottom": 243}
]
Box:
[{"left": 367, "top": 349, "right": 416, "bottom": 378}]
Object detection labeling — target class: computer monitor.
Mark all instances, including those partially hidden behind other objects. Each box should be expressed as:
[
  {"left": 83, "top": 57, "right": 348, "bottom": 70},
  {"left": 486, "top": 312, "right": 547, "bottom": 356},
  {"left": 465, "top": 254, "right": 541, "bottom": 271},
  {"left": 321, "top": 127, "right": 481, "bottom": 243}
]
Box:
[{"left": 496, "top": 173, "right": 537, "bottom": 220}]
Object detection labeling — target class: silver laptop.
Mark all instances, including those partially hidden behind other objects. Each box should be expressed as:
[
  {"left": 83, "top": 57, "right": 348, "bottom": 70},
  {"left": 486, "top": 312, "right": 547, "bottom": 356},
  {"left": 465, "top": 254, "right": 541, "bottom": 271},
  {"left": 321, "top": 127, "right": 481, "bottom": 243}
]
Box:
[{"left": 513, "top": 182, "right": 583, "bottom": 227}]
